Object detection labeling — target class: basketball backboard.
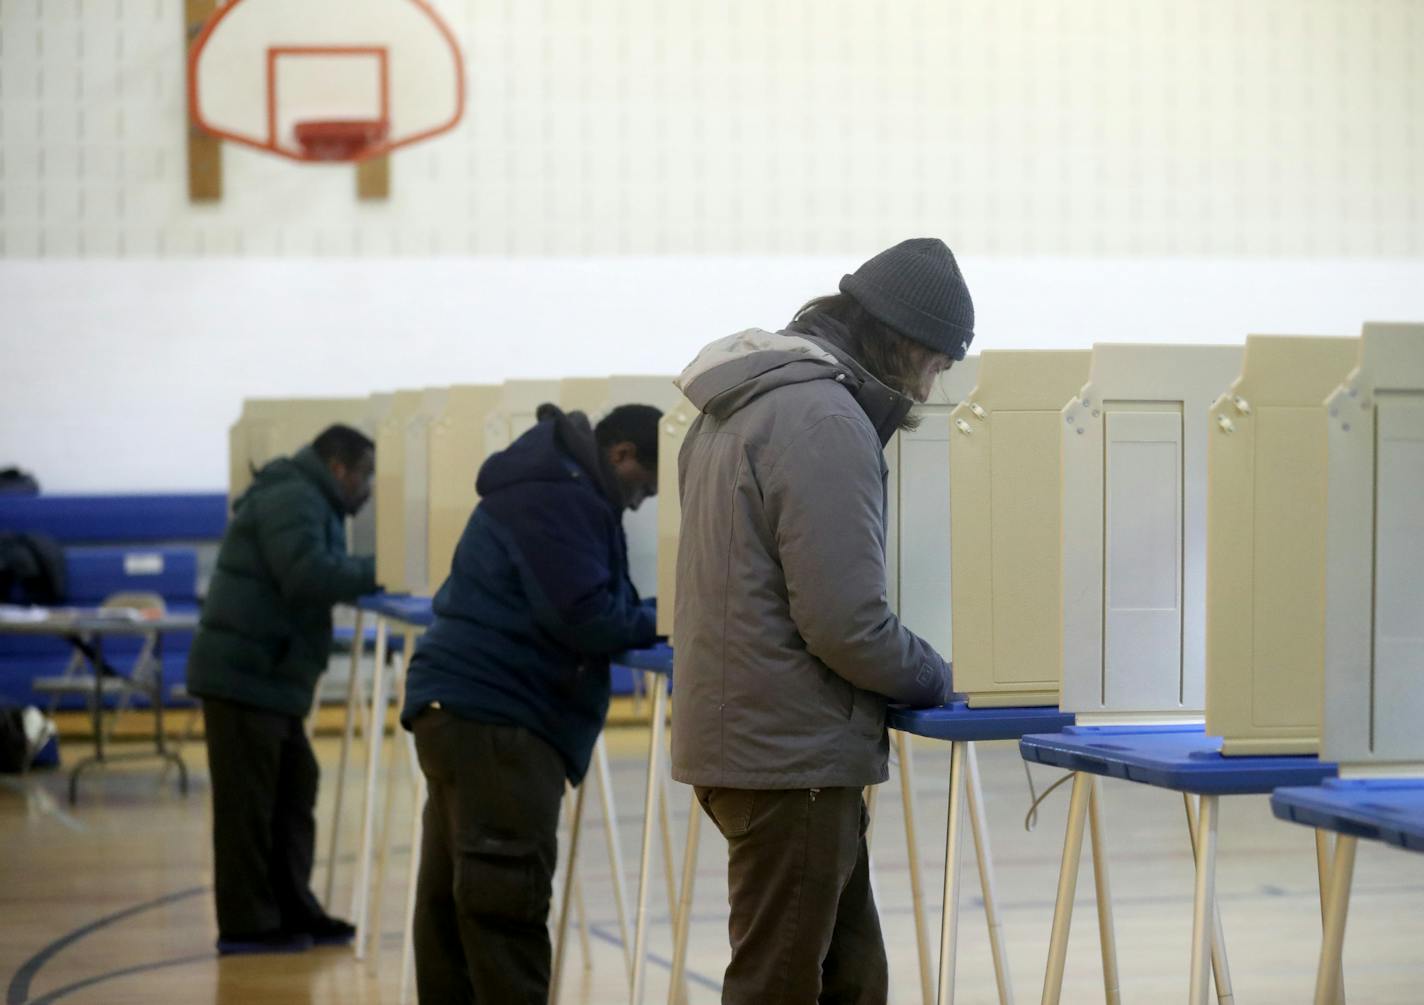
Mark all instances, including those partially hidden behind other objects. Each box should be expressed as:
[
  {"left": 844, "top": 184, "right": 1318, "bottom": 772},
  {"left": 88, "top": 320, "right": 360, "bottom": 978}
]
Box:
[{"left": 188, "top": 0, "right": 464, "bottom": 163}]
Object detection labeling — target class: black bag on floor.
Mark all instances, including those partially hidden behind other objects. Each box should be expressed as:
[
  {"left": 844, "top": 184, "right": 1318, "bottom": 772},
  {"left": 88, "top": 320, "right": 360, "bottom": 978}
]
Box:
[
  {"left": 0, "top": 531, "right": 67, "bottom": 605},
  {"left": 0, "top": 706, "right": 28, "bottom": 773}
]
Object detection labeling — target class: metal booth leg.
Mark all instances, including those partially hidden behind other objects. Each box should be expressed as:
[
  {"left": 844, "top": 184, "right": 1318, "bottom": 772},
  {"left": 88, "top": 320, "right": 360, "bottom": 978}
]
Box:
[
  {"left": 937, "top": 741, "right": 967, "bottom": 1005},
  {"left": 1313, "top": 834, "right": 1357, "bottom": 1005},
  {"left": 1040, "top": 771, "right": 1092, "bottom": 1005}
]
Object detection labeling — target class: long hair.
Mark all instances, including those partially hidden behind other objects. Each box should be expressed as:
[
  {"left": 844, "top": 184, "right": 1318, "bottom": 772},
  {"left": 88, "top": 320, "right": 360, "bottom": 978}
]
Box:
[{"left": 792, "top": 294, "right": 952, "bottom": 419}]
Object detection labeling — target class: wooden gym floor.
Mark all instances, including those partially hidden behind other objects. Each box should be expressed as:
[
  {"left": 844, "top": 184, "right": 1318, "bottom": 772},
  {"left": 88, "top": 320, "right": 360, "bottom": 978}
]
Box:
[{"left": 2, "top": 719, "right": 1423, "bottom": 1004}]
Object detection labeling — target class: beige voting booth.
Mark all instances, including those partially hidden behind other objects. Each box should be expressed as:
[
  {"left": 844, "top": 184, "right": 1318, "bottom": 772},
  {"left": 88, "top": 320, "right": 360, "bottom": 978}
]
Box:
[
  {"left": 655, "top": 396, "right": 697, "bottom": 639},
  {"left": 949, "top": 350, "right": 1092, "bottom": 707},
  {"left": 1321, "top": 323, "right": 1424, "bottom": 768},
  {"left": 350, "top": 393, "right": 394, "bottom": 557},
  {"left": 485, "top": 379, "right": 561, "bottom": 456},
  {"left": 1059, "top": 344, "right": 1243, "bottom": 721},
  {"left": 228, "top": 395, "right": 369, "bottom": 501},
  {"left": 1205, "top": 335, "right": 1358, "bottom": 755},
  {"left": 425, "top": 385, "right": 502, "bottom": 590},
  {"left": 886, "top": 358, "right": 980, "bottom": 656},
  {"left": 401, "top": 387, "right": 449, "bottom": 595},
  {"left": 373, "top": 390, "right": 427, "bottom": 593}
]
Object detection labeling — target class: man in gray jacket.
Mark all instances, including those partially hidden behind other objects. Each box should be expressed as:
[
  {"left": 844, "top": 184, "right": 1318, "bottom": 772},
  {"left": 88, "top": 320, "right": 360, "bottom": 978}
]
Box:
[{"left": 670, "top": 238, "right": 973, "bottom": 1002}]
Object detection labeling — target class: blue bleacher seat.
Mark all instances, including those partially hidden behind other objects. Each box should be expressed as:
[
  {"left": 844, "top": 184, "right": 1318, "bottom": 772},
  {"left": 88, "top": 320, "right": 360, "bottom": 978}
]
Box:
[{"left": 0, "top": 493, "right": 228, "bottom": 543}]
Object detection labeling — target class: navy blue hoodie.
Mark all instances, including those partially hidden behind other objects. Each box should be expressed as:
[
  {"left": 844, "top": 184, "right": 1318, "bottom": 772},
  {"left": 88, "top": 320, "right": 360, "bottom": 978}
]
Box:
[{"left": 401, "top": 405, "right": 656, "bottom": 783}]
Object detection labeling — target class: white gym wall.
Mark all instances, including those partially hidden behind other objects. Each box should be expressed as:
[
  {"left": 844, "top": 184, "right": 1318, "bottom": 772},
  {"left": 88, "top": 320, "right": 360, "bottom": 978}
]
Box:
[{"left": 2, "top": 0, "right": 1422, "bottom": 490}]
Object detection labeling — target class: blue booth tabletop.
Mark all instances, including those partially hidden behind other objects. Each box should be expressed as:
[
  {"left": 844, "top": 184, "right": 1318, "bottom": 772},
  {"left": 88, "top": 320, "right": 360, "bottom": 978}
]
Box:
[
  {"left": 613, "top": 642, "right": 674, "bottom": 675},
  {"left": 1271, "top": 778, "right": 1424, "bottom": 853},
  {"left": 1020, "top": 726, "right": 1338, "bottom": 795},
  {"left": 889, "top": 702, "right": 1075, "bottom": 742},
  {"left": 356, "top": 593, "right": 435, "bottom": 627}
]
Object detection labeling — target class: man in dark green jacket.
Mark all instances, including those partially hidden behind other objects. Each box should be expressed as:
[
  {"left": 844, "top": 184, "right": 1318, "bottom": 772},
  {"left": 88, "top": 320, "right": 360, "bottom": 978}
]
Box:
[{"left": 188, "top": 424, "right": 378, "bottom": 955}]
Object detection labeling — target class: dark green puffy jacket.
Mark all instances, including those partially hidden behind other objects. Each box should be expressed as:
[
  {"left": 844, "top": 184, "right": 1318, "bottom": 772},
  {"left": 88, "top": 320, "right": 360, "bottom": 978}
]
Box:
[{"left": 187, "top": 446, "right": 377, "bottom": 717}]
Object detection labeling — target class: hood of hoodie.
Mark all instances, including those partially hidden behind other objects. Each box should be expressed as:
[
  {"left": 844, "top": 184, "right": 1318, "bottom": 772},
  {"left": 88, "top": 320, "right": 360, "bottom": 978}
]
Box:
[
  {"left": 239, "top": 445, "right": 349, "bottom": 515},
  {"left": 674, "top": 319, "right": 914, "bottom": 446},
  {"left": 476, "top": 404, "right": 624, "bottom": 511}
]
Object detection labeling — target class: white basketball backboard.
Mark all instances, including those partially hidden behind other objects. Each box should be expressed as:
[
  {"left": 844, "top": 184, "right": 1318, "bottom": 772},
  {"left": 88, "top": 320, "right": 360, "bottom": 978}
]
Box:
[{"left": 189, "top": 0, "right": 464, "bottom": 162}]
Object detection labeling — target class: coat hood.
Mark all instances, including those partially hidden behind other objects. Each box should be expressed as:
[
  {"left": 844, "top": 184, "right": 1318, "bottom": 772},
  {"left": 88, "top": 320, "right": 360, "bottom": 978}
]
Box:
[
  {"left": 476, "top": 404, "right": 623, "bottom": 511},
  {"left": 241, "top": 445, "right": 347, "bottom": 516},
  {"left": 674, "top": 321, "right": 913, "bottom": 446}
]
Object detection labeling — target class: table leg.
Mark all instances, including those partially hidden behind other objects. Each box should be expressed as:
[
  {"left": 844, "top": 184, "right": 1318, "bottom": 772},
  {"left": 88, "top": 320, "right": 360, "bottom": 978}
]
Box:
[
  {"left": 657, "top": 770, "right": 690, "bottom": 1005},
  {"left": 966, "top": 742, "right": 1014, "bottom": 1005},
  {"left": 896, "top": 731, "right": 934, "bottom": 1005},
  {"left": 667, "top": 789, "right": 702, "bottom": 1005},
  {"left": 551, "top": 780, "right": 589, "bottom": 1003},
  {"left": 353, "top": 616, "right": 389, "bottom": 959},
  {"left": 630, "top": 672, "right": 667, "bottom": 1005},
  {"left": 1041, "top": 771, "right": 1092, "bottom": 1005},
  {"left": 1313, "top": 834, "right": 1356, "bottom": 1005},
  {"left": 1188, "top": 794, "right": 1220, "bottom": 1005},
  {"left": 1183, "top": 794, "right": 1234, "bottom": 1004},
  {"left": 1313, "top": 830, "right": 1347, "bottom": 1005},
  {"left": 325, "top": 606, "right": 366, "bottom": 909},
  {"left": 593, "top": 735, "right": 635, "bottom": 984},
  {"left": 69, "top": 634, "right": 108, "bottom": 806},
  {"left": 149, "top": 634, "right": 188, "bottom": 797},
  {"left": 366, "top": 636, "right": 411, "bottom": 976},
  {"left": 1087, "top": 778, "right": 1119, "bottom": 1005},
  {"left": 937, "top": 741, "right": 967, "bottom": 1005}
]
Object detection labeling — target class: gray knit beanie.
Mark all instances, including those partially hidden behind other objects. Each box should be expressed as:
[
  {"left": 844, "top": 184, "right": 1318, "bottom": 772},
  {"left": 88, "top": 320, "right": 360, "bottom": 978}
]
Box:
[{"left": 839, "top": 238, "right": 975, "bottom": 360}]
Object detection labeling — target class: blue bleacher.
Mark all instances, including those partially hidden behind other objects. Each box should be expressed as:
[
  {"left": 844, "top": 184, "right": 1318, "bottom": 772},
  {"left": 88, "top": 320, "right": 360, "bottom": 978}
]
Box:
[
  {"left": 1, "top": 494, "right": 225, "bottom": 709},
  {"left": 0, "top": 493, "right": 228, "bottom": 543}
]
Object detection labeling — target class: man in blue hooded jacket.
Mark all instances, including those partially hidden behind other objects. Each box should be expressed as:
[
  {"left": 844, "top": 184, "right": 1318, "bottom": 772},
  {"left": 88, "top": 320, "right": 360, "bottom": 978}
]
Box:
[{"left": 401, "top": 401, "right": 660, "bottom": 1004}]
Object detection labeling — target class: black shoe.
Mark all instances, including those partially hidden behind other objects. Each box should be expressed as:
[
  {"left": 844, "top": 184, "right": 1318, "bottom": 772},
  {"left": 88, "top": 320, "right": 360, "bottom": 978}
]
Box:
[
  {"left": 216, "top": 931, "right": 314, "bottom": 956},
  {"left": 305, "top": 915, "right": 356, "bottom": 947}
]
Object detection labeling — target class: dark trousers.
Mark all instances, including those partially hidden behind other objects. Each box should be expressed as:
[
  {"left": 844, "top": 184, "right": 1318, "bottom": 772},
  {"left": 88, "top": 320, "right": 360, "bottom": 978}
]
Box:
[
  {"left": 202, "top": 695, "right": 325, "bottom": 938},
  {"left": 696, "top": 785, "right": 888, "bottom": 1005},
  {"left": 412, "top": 708, "right": 567, "bottom": 1005}
]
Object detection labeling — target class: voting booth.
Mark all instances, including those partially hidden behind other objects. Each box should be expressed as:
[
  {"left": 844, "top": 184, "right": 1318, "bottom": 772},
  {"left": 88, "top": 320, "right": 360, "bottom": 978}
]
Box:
[
  {"left": 1205, "top": 335, "right": 1358, "bottom": 755},
  {"left": 1321, "top": 323, "right": 1424, "bottom": 768},
  {"left": 1059, "top": 344, "right": 1243, "bottom": 722},
  {"left": 948, "top": 350, "right": 1093, "bottom": 707},
  {"left": 400, "top": 387, "right": 449, "bottom": 595},
  {"left": 373, "top": 390, "right": 428, "bottom": 593},
  {"left": 655, "top": 396, "right": 697, "bottom": 639},
  {"left": 484, "top": 379, "right": 561, "bottom": 455},
  {"left": 425, "top": 384, "right": 502, "bottom": 590},
  {"left": 886, "top": 357, "right": 980, "bottom": 656},
  {"left": 228, "top": 395, "right": 369, "bottom": 501}
]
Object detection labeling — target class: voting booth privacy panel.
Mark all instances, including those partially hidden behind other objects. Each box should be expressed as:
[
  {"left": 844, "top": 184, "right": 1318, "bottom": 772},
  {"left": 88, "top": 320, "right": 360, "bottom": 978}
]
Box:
[
  {"left": 228, "top": 395, "right": 370, "bottom": 501},
  {"left": 373, "top": 389, "right": 431, "bottom": 593},
  {"left": 1322, "top": 323, "right": 1424, "bottom": 769},
  {"left": 1204, "top": 334, "right": 1359, "bottom": 756},
  {"left": 1059, "top": 344, "right": 1243, "bottom": 721},
  {"left": 425, "top": 384, "right": 502, "bottom": 592},
  {"left": 655, "top": 395, "right": 697, "bottom": 639},
  {"left": 886, "top": 358, "right": 980, "bottom": 657},
  {"left": 949, "top": 350, "right": 1093, "bottom": 708}
]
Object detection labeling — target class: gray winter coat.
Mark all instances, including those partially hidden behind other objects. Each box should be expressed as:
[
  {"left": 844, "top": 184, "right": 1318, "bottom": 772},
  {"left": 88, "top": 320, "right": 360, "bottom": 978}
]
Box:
[{"left": 668, "top": 324, "right": 954, "bottom": 790}]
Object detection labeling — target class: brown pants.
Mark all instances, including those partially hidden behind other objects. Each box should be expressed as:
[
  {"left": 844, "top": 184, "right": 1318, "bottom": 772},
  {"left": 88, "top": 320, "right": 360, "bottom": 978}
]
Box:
[{"left": 695, "top": 785, "right": 888, "bottom": 1005}]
